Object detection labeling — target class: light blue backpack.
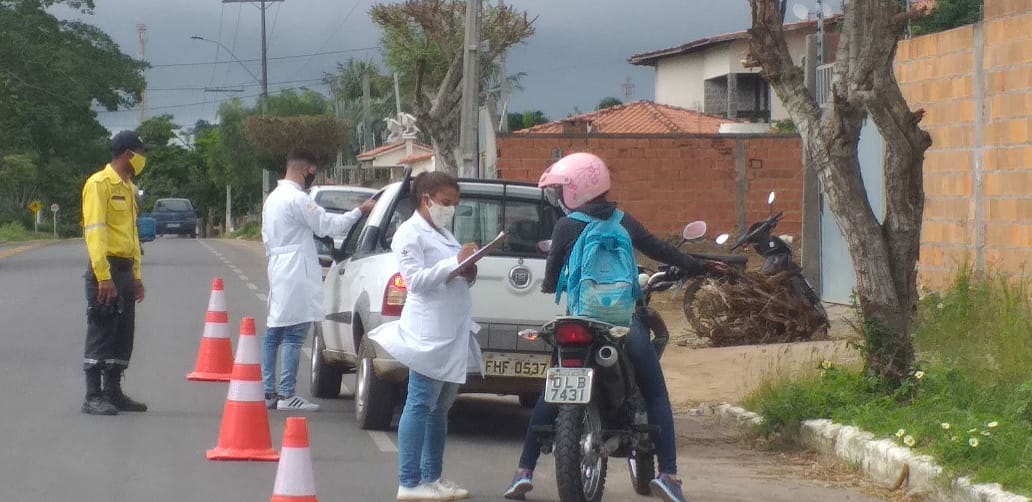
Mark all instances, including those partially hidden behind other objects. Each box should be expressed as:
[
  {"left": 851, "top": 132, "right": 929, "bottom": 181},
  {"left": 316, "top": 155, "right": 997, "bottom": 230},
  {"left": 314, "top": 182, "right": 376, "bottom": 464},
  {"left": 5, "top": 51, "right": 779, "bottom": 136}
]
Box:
[{"left": 555, "top": 209, "right": 641, "bottom": 327}]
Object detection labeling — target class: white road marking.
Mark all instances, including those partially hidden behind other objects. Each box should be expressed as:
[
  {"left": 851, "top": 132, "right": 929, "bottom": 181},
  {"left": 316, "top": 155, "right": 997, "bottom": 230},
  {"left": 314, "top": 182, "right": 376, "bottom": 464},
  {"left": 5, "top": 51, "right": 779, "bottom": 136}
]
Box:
[
  {"left": 246, "top": 282, "right": 258, "bottom": 290},
  {"left": 368, "top": 431, "right": 398, "bottom": 453},
  {"left": 256, "top": 293, "right": 267, "bottom": 302},
  {"left": 238, "top": 275, "right": 249, "bottom": 282}
]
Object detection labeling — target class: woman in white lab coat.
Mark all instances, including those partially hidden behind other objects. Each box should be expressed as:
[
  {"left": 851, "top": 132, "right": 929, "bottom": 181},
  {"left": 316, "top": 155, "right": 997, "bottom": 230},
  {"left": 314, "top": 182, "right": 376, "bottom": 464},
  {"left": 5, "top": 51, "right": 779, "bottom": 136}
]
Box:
[{"left": 370, "top": 172, "right": 482, "bottom": 501}]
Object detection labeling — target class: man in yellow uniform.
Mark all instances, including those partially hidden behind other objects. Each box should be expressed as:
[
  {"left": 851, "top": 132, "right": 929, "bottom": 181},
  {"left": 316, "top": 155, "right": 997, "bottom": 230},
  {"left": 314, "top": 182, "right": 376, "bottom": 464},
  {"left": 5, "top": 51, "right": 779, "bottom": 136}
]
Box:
[{"left": 80, "top": 130, "right": 149, "bottom": 416}]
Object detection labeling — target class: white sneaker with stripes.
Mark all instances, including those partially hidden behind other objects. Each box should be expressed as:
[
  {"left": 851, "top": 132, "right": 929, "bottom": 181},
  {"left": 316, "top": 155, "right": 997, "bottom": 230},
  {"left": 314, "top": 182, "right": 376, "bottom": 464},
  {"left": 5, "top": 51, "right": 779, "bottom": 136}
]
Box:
[{"left": 276, "top": 395, "right": 320, "bottom": 411}]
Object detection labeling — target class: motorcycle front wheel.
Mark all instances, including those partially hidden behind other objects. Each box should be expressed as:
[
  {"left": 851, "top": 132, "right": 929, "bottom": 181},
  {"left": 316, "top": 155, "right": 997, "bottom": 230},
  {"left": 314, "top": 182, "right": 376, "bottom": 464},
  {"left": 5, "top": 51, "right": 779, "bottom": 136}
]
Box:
[{"left": 554, "top": 403, "right": 608, "bottom": 502}]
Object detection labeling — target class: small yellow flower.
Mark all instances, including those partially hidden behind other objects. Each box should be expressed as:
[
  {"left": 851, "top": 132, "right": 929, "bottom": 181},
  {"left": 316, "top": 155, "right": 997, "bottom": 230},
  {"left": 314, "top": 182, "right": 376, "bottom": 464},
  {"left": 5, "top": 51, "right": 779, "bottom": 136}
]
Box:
[
  {"left": 896, "top": 429, "right": 906, "bottom": 438},
  {"left": 981, "top": 430, "right": 992, "bottom": 437},
  {"left": 950, "top": 435, "right": 959, "bottom": 442},
  {"left": 903, "top": 435, "right": 916, "bottom": 447},
  {"left": 820, "top": 360, "right": 833, "bottom": 370},
  {"left": 914, "top": 371, "right": 926, "bottom": 380},
  {"left": 969, "top": 437, "right": 979, "bottom": 448},
  {"left": 936, "top": 302, "right": 945, "bottom": 309},
  {"left": 987, "top": 421, "right": 999, "bottom": 429},
  {"left": 941, "top": 422, "right": 951, "bottom": 430}
]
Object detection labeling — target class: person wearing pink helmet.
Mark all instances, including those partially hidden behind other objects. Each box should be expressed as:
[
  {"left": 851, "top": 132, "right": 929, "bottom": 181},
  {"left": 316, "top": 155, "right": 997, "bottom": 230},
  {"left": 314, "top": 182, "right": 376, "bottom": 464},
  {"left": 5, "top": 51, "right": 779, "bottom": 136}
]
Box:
[{"left": 503, "top": 152, "right": 718, "bottom": 502}]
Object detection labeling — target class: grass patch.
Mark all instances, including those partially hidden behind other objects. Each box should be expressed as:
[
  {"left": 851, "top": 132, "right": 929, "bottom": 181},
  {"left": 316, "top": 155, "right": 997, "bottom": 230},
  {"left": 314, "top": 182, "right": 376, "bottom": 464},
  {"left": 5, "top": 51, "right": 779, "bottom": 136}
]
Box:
[
  {"left": 744, "top": 271, "right": 1032, "bottom": 496},
  {"left": 226, "top": 221, "right": 261, "bottom": 241},
  {"left": 0, "top": 221, "right": 50, "bottom": 242}
]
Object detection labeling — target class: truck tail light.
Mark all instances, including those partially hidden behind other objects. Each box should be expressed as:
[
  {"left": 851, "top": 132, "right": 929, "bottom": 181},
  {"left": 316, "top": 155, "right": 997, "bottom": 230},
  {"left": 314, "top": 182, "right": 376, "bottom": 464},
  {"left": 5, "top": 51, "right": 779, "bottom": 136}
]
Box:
[{"left": 382, "top": 273, "right": 407, "bottom": 317}]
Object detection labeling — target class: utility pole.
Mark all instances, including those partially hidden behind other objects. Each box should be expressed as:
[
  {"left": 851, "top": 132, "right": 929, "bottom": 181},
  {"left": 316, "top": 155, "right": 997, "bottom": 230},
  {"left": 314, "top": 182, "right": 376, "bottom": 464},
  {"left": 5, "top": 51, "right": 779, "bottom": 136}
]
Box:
[
  {"left": 222, "top": 0, "right": 282, "bottom": 198},
  {"left": 621, "top": 76, "right": 635, "bottom": 103},
  {"left": 362, "top": 71, "right": 373, "bottom": 151},
  {"left": 457, "top": 0, "right": 482, "bottom": 178},
  {"left": 137, "top": 23, "right": 147, "bottom": 123}
]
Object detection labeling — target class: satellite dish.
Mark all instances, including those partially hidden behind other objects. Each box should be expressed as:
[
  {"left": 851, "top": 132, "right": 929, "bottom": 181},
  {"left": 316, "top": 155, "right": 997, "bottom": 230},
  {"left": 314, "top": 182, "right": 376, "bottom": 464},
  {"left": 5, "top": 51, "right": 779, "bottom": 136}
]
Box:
[{"left": 792, "top": 3, "right": 810, "bottom": 20}]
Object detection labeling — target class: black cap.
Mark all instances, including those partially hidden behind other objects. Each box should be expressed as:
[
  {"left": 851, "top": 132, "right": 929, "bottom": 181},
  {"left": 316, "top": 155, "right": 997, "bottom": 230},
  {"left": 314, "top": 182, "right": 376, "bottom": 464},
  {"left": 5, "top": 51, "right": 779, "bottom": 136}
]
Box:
[{"left": 111, "top": 130, "right": 145, "bottom": 155}]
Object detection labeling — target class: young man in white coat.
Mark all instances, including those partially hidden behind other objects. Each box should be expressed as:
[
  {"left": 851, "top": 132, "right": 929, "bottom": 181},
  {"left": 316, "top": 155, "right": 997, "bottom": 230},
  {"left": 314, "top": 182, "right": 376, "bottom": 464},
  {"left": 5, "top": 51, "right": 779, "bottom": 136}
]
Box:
[{"left": 261, "top": 148, "right": 374, "bottom": 411}]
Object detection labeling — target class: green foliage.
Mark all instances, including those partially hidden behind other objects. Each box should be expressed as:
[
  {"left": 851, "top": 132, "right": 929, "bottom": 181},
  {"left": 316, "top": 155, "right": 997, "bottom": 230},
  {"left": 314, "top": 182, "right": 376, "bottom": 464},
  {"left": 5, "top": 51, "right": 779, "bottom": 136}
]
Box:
[
  {"left": 243, "top": 115, "right": 348, "bottom": 167},
  {"left": 0, "top": 0, "right": 145, "bottom": 231},
  {"left": 770, "top": 119, "right": 797, "bottom": 134},
  {"left": 0, "top": 221, "right": 33, "bottom": 241},
  {"left": 912, "top": 0, "right": 983, "bottom": 35},
  {"left": 506, "top": 110, "right": 549, "bottom": 132},
  {"left": 745, "top": 271, "right": 1032, "bottom": 496},
  {"left": 324, "top": 59, "right": 397, "bottom": 157},
  {"left": 227, "top": 221, "right": 261, "bottom": 241},
  {"left": 595, "top": 97, "right": 622, "bottom": 110}
]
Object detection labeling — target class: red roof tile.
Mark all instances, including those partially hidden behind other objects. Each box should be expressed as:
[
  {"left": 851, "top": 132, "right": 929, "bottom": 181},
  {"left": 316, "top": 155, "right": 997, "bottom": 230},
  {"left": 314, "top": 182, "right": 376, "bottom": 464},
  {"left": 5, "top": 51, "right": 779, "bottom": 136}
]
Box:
[
  {"left": 399, "top": 153, "right": 434, "bottom": 165},
  {"left": 356, "top": 140, "right": 432, "bottom": 161},
  {"left": 513, "top": 101, "right": 741, "bottom": 135}
]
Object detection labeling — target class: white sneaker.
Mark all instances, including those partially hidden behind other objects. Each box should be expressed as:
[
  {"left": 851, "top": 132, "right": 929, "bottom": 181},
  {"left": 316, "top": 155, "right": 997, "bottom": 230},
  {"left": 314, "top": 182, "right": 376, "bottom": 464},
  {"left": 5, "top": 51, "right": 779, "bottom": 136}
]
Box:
[
  {"left": 276, "top": 395, "right": 320, "bottom": 411},
  {"left": 396, "top": 483, "right": 449, "bottom": 501},
  {"left": 431, "top": 479, "right": 470, "bottom": 500}
]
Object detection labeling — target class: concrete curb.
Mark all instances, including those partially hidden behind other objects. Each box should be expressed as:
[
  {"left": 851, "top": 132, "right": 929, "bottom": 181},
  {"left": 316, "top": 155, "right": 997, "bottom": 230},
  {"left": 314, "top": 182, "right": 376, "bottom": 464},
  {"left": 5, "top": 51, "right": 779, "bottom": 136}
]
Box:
[
  {"left": 714, "top": 404, "right": 1029, "bottom": 502},
  {"left": 0, "top": 240, "right": 60, "bottom": 260}
]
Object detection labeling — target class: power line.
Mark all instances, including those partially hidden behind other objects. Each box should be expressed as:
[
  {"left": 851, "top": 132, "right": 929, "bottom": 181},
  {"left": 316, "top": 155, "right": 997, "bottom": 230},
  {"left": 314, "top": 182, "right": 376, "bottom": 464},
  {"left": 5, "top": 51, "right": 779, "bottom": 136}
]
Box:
[
  {"left": 297, "top": 0, "right": 365, "bottom": 74},
  {"left": 148, "top": 76, "right": 327, "bottom": 91},
  {"left": 148, "top": 46, "right": 380, "bottom": 68},
  {"left": 96, "top": 82, "right": 330, "bottom": 114}
]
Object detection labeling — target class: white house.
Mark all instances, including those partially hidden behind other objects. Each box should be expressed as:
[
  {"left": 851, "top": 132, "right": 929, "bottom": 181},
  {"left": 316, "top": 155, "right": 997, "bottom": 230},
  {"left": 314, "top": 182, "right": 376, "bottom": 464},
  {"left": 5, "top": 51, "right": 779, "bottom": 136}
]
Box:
[{"left": 628, "top": 18, "right": 840, "bottom": 123}]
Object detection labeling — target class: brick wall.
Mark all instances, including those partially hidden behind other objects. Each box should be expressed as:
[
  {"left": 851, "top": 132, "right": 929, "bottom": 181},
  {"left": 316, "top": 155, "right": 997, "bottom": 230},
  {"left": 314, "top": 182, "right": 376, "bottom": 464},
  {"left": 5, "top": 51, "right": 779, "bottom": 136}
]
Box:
[
  {"left": 496, "top": 134, "right": 803, "bottom": 239},
  {"left": 896, "top": 0, "right": 1032, "bottom": 289}
]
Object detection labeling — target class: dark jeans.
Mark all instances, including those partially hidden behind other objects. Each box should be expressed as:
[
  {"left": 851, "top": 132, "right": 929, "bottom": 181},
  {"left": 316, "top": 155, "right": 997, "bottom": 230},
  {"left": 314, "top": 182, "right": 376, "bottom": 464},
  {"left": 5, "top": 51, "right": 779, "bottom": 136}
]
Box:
[
  {"left": 518, "top": 317, "right": 679, "bottom": 474},
  {"left": 83, "top": 257, "right": 136, "bottom": 370}
]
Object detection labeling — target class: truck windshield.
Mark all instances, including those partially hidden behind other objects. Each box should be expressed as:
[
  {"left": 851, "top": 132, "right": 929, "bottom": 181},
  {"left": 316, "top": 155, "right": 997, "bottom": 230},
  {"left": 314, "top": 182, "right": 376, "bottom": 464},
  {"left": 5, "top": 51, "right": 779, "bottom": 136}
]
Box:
[
  {"left": 385, "top": 193, "right": 557, "bottom": 259},
  {"left": 155, "top": 200, "right": 193, "bottom": 212}
]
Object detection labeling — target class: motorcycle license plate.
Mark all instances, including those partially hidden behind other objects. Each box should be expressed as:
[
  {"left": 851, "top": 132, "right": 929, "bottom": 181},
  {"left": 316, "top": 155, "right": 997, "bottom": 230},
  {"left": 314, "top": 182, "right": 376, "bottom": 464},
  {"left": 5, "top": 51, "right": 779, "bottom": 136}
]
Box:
[
  {"left": 544, "top": 368, "right": 593, "bottom": 404},
  {"left": 166, "top": 223, "right": 180, "bottom": 228}
]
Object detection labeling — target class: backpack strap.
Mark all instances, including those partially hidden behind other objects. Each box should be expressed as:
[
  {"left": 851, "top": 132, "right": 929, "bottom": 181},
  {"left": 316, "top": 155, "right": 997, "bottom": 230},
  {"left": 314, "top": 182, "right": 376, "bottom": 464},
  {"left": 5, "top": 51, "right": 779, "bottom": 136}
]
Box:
[
  {"left": 567, "top": 211, "right": 594, "bottom": 224},
  {"left": 610, "top": 209, "right": 625, "bottom": 225}
]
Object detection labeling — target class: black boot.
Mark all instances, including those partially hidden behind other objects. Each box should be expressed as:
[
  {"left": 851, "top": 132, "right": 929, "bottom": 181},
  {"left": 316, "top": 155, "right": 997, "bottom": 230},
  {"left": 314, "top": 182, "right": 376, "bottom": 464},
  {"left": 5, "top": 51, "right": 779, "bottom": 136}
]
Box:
[
  {"left": 82, "top": 368, "right": 118, "bottom": 415},
  {"left": 104, "top": 368, "right": 148, "bottom": 412}
]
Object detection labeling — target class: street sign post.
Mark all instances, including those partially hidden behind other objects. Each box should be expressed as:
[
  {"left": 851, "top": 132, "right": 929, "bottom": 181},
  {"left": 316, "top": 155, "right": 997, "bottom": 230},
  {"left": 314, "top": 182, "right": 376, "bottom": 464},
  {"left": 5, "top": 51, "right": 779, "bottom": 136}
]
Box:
[
  {"left": 28, "top": 200, "right": 42, "bottom": 234},
  {"left": 50, "top": 203, "right": 59, "bottom": 239}
]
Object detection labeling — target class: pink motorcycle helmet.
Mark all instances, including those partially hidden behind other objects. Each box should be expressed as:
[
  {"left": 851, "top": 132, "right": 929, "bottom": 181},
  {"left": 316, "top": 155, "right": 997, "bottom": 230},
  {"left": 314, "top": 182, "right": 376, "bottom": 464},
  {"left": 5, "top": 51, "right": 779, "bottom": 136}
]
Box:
[{"left": 538, "top": 152, "right": 612, "bottom": 211}]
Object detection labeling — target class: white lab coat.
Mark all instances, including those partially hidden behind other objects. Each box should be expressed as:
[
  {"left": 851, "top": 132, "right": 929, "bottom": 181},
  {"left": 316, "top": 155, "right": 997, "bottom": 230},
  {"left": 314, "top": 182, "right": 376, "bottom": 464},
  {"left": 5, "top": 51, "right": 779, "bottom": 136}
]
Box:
[
  {"left": 369, "top": 214, "right": 483, "bottom": 384},
  {"left": 262, "top": 179, "right": 363, "bottom": 328}
]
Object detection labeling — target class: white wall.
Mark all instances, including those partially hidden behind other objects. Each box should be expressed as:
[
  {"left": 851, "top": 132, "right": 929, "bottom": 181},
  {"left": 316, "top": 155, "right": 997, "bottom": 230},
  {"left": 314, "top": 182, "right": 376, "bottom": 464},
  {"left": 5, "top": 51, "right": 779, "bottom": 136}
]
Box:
[{"left": 651, "top": 31, "right": 812, "bottom": 122}]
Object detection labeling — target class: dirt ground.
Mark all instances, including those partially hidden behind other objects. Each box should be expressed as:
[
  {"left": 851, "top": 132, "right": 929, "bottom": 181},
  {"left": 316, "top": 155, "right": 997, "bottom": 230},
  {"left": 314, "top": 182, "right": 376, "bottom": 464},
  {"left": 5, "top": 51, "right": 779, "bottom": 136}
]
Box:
[
  {"left": 649, "top": 298, "right": 911, "bottom": 501},
  {"left": 651, "top": 295, "right": 864, "bottom": 408}
]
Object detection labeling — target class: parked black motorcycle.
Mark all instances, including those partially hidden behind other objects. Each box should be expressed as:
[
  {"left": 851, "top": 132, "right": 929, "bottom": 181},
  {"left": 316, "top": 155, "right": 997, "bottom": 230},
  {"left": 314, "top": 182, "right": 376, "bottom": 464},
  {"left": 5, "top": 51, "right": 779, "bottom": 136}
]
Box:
[
  {"left": 522, "top": 222, "right": 738, "bottom": 502},
  {"left": 682, "top": 192, "right": 828, "bottom": 335}
]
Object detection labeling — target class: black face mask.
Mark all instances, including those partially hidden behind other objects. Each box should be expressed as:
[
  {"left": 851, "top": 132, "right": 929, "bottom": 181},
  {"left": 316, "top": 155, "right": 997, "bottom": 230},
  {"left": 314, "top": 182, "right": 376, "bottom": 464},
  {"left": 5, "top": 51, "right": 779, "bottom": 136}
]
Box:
[{"left": 303, "top": 173, "right": 316, "bottom": 189}]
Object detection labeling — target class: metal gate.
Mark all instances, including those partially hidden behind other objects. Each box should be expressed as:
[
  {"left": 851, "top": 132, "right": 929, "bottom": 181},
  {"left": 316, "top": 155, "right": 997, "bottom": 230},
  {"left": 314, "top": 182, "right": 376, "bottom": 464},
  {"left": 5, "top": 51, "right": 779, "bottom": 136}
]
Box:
[{"left": 820, "top": 118, "right": 886, "bottom": 304}]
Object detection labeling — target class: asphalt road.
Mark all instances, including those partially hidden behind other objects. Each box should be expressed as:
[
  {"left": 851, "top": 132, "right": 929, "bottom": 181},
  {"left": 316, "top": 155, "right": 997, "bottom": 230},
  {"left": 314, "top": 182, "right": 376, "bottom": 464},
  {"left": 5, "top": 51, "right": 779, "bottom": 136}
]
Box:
[{"left": 0, "top": 238, "right": 890, "bottom": 501}]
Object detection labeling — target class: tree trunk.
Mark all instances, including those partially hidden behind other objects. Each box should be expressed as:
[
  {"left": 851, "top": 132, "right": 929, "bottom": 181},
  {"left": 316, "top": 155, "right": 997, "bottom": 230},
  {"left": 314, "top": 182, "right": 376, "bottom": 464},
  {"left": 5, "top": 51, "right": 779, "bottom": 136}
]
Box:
[{"left": 747, "top": 0, "right": 932, "bottom": 385}]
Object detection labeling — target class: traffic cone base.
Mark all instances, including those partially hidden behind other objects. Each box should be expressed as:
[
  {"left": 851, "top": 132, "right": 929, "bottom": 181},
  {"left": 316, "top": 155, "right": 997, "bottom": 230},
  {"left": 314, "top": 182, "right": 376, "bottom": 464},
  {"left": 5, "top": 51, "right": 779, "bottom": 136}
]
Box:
[
  {"left": 188, "top": 277, "right": 234, "bottom": 381},
  {"left": 271, "top": 417, "right": 317, "bottom": 501},
  {"left": 207, "top": 317, "right": 278, "bottom": 462}
]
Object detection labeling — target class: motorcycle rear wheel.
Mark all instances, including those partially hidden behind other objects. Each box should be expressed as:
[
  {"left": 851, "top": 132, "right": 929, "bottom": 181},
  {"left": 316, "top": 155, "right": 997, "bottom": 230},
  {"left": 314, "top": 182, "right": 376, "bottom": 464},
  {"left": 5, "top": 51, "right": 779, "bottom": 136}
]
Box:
[
  {"left": 554, "top": 403, "right": 608, "bottom": 502},
  {"left": 627, "top": 449, "right": 656, "bottom": 495},
  {"left": 681, "top": 279, "right": 705, "bottom": 333}
]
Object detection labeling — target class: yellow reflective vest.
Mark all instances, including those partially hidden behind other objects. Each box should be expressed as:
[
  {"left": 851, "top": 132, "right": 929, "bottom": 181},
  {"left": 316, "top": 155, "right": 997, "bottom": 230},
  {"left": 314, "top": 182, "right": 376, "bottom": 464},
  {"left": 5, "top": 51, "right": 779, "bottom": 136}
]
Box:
[{"left": 81, "top": 164, "right": 142, "bottom": 281}]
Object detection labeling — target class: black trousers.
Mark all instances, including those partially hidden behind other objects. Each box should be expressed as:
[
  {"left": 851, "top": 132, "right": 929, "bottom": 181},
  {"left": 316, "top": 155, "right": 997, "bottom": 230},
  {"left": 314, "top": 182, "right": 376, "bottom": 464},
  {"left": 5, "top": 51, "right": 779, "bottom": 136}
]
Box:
[{"left": 83, "top": 257, "right": 136, "bottom": 370}]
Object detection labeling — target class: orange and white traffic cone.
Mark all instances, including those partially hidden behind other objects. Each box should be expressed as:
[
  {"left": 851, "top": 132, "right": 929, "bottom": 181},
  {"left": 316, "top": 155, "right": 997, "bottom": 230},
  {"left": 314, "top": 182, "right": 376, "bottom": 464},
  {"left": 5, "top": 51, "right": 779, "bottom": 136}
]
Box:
[
  {"left": 187, "top": 277, "right": 234, "bottom": 382},
  {"left": 270, "top": 417, "right": 318, "bottom": 502},
  {"left": 206, "top": 317, "right": 279, "bottom": 462}
]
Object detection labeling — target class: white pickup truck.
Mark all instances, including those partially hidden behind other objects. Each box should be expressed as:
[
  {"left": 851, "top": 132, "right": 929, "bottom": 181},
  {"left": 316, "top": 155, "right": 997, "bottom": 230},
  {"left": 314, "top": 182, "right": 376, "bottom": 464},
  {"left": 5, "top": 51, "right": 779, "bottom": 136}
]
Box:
[{"left": 313, "top": 173, "right": 564, "bottom": 430}]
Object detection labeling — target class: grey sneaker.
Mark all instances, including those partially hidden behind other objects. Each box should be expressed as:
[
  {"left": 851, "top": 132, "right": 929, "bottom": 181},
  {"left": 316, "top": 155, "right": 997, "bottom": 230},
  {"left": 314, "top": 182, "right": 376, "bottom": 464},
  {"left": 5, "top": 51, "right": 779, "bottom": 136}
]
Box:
[
  {"left": 503, "top": 469, "right": 533, "bottom": 500},
  {"left": 277, "top": 395, "right": 320, "bottom": 411},
  {"left": 431, "top": 478, "right": 470, "bottom": 499},
  {"left": 650, "top": 473, "right": 688, "bottom": 502}
]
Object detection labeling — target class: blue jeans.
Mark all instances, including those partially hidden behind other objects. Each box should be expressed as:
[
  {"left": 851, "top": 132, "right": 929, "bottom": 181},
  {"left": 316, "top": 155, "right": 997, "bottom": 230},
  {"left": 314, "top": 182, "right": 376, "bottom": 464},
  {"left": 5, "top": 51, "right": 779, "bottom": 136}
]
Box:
[
  {"left": 397, "top": 370, "right": 460, "bottom": 488},
  {"left": 261, "top": 322, "right": 311, "bottom": 398},
  {"left": 518, "top": 317, "right": 679, "bottom": 474}
]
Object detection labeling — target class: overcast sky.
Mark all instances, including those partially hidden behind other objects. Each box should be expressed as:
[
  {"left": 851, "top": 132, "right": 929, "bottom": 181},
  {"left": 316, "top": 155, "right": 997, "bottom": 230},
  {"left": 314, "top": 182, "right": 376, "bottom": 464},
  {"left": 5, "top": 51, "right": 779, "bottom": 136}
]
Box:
[{"left": 57, "top": 0, "right": 832, "bottom": 133}]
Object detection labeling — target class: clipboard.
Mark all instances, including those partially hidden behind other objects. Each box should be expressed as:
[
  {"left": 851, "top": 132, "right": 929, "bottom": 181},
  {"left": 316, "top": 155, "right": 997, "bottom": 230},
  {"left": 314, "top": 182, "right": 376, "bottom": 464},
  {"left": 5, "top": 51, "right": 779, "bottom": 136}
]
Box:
[{"left": 447, "top": 231, "right": 507, "bottom": 281}]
